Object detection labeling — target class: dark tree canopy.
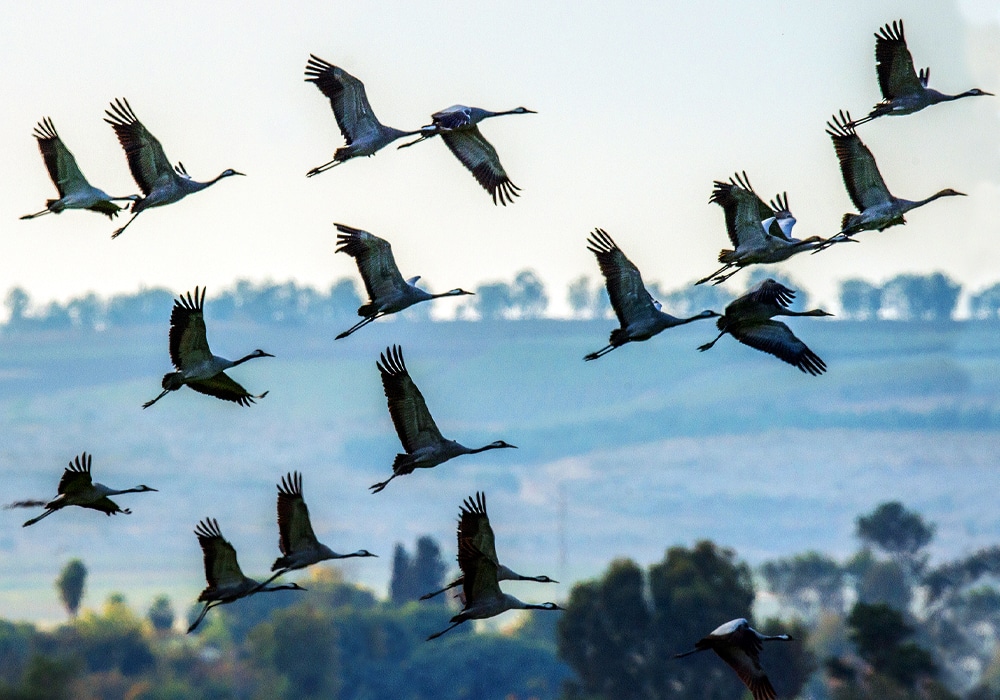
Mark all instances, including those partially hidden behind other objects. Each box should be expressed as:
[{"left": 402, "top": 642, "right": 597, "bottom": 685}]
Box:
[
  {"left": 55, "top": 560, "right": 87, "bottom": 619},
  {"left": 856, "top": 501, "right": 935, "bottom": 559},
  {"left": 390, "top": 537, "right": 446, "bottom": 605}
]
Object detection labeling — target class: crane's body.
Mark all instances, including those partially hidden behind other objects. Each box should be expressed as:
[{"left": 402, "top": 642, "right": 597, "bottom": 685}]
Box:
[
  {"left": 421, "top": 492, "right": 555, "bottom": 600},
  {"left": 675, "top": 618, "right": 793, "bottom": 700},
  {"left": 584, "top": 229, "right": 718, "bottom": 361},
  {"left": 304, "top": 55, "right": 420, "bottom": 176},
  {"left": 822, "top": 110, "right": 964, "bottom": 245},
  {"left": 696, "top": 173, "right": 824, "bottom": 285},
  {"left": 143, "top": 287, "right": 273, "bottom": 408},
  {"left": 187, "top": 518, "right": 304, "bottom": 633},
  {"left": 370, "top": 346, "right": 516, "bottom": 493},
  {"left": 21, "top": 118, "right": 138, "bottom": 221},
  {"left": 398, "top": 104, "right": 535, "bottom": 205},
  {"left": 334, "top": 223, "right": 472, "bottom": 339},
  {"left": 17, "top": 453, "right": 156, "bottom": 527},
  {"left": 850, "top": 20, "right": 991, "bottom": 127},
  {"left": 104, "top": 98, "right": 243, "bottom": 238},
  {"left": 698, "top": 279, "right": 831, "bottom": 375}
]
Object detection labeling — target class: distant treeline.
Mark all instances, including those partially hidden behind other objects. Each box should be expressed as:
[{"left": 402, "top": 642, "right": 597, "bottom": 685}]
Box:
[{"left": 4, "top": 270, "right": 998, "bottom": 331}]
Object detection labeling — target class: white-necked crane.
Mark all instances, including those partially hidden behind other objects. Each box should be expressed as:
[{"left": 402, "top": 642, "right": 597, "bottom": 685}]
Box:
[
  {"left": 334, "top": 223, "right": 473, "bottom": 339},
  {"left": 697, "top": 278, "right": 831, "bottom": 375},
  {"left": 695, "top": 172, "right": 825, "bottom": 286},
  {"left": 21, "top": 117, "right": 138, "bottom": 221},
  {"left": 264, "top": 471, "right": 377, "bottom": 582},
  {"left": 584, "top": 228, "right": 718, "bottom": 361},
  {"left": 427, "top": 534, "right": 562, "bottom": 640},
  {"left": 674, "top": 618, "right": 793, "bottom": 700},
  {"left": 142, "top": 287, "right": 273, "bottom": 408},
  {"left": 850, "top": 20, "right": 992, "bottom": 127},
  {"left": 304, "top": 55, "right": 420, "bottom": 177},
  {"left": 820, "top": 110, "right": 964, "bottom": 247},
  {"left": 104, "top": 98, "right": 243, "bottom": 238},
  {"left": 398, "top": 104, "right": 535, "bottom": 206},
  {"left": 187, "top": 518, "right": 304, "bottom": 633},
  {"left": 421, "top": 491, "right": 556, "bottom": 600},
  {"left": 370, "top": 345, "right": 516, "bottom": 493},
  {"left": 11, "top": 452, "right": 156, "bottom": 527}
]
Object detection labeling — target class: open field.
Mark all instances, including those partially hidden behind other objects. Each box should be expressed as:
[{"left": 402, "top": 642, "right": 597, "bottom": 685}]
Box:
[{"left": 1, "top": 318, "right": 998, "bottom": 622}]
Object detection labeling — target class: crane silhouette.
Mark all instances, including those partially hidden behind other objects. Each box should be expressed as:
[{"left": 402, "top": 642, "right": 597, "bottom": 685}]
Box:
[
  {"left": 819, "top": 110, "right": 964, "bottom": 248},
  {"left": 371, "top": 345, "right": 516, "bottom": 493},
  {"left": 104, "top": 98, "right": 243, "bottom": 238},
  {"left": 187, "top": 518, "right": 304, "bottom": 633},
  {"left": 850, "top": 19, "right": 992, "bottom": 127},
  {"left": 698, "top": 278, "right": 831, "bottom": 375},
  {"left": 334, "top": 223, "right": 473, "bottom": 339},
  {"left": 399, "top": 104, "right": 535, "bottom": 205},
  {"left": 304, "top": 55, "right": 420, "bottom": 176},
  {"left": 21, "top": 117, "right": 138, "bottom": 220},
  {"left": 421, "top": 492, "right": 556, "bottom": 600},
  {"left": 696, "top": 172, "right": 825, "bottom": 285},
  {"left": 584, "top": 228, "right": 718, "bottom": 361},
  {"left": 427, "top": 533, "right": 562, "bottom": 640},
  {"left": 674, "top": 618, "right": 793, "bottom": 700},
  {"left": 143, "top": 287, "right": 273, "bottom": 408},
  {"left": 12, "top": 452, "right": 156, "bottom": 527}
]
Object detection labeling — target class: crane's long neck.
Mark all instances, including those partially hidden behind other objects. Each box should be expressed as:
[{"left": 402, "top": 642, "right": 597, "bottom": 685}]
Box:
[
  {"left": 468, "top": 443, "right": 502, "bottom": 454},
  {"left": 776, "top": 308, "right": 830, "bottom": 318},
  {"left": 906, "top": 190, "right": 960, "bottom": 210},
  {"left": 231, "top": 352, "right": 264, "bottom": 367},
  {"left": 760, "top": 633, "right": 793, "bottom": 643}
]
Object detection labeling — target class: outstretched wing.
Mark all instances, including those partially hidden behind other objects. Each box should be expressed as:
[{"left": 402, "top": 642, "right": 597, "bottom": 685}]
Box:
[
  {"left": 188, "top": 373, "right": 263, "bottom": 406},
  {"left": 334, "top": 224, "right": 408, "bottom": 305},
  {"left": 743, "top": 278, "right": 797, "bottom": 309},
  {"left": 826, "top": 111, "right": 892, "bottom": 212},
  {"left": 874, "top": 20, "right": 923, "bottom": 100},
  {"left": 377, "top": 345, "right": 444, "bottom": 453},
  {"left": 276, "top": 471, "right": 318, "bottom": 556},
  {"left": 31, "top": 118, "right": 91, "bottom": 198},
  {"left": 586, "top": 229, "right": 659, "bottom": 327},
  {"left": 431, "top": 105, "right": 475, "bottom": 130},
  {"left": 104, "top": 98, "right": 172, "bottom": 195},
  {"left": 731, "top": 320, "right": 826, "bottom": 376},
  {"left": 440, "top": 127, "right": 520, "bottom": 206},
  {"left": 458, "top": 537, "right": 502, "bottom": 604},
  {"left": 305, "top": 55, "right": 383, "bottom": 145},
  {"left": 194, "top": 518, "right": 246, "bottom": 590},
  {"left": 57, "top": 452, "right": 93, "bottom": 495},
  {"left": 710, "top": 174, "right": 770, "bottom": 249},
  {"left": 459, "top": 492, "right": 499, "bottom": 564},
  {"left": 169, "top": 287, "right": 211, "bottom": 370}
]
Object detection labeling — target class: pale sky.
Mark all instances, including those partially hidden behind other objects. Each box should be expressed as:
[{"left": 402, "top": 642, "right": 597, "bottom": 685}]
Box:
[{"left": 2, "top": 0, "right": 999, "bottom": 315}]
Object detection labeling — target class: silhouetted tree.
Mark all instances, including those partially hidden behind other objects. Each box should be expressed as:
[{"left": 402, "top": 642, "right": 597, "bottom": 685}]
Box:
[
  {"left": 880, "top": 273, "right": 961, "bottom": 321},
  {"left": 147, "top": 595, "right": 175, "bottom": 632},
  {"left": 3, "top": 288, "right": 31, "bottom": 328},
  {"left": 390, "top": 537, "right": 446, "bottom": 604},
  {"left": 567, "top": 276, "right": 597, "bottom": 318},
  {"left": 247, "top": 604, "right": 342, "bottom": 699},
  {"left": 856, "top": 501, "right": 935, "bottom": 572},
  {"left": 840, "top": 279, "right": 882, "bottom": 320},
  {"left": 56, "top": 560, "right": 86, "bottom": 619},
  {"left": 846, "top": 602, "right": 936, "bottom": 689},
  {"left": 510, "top": 269, "right": 548, "bottom": 318},
  {"left": 761, "top": 550, "right": 845, "bottom": 618},
  {"left": 105, "top": 287, "right": 174, "bottom": 327},
  {"left": 970, "top": 283, "right": 1000, "bottom": 320},
  {"left": 474, "top": 281, "right": 514, "bottom": 320}
]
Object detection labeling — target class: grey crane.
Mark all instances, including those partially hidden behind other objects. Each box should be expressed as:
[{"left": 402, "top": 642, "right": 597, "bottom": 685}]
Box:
[
  {"left": 584, "top": 229, "right": 718, "bottom": 361},
  {"left": 421, "top": 491, "right": 556, "bottom": 600},
  {"left": 399, "top": 104, "right": 536, "bottom": 205},
  {"left": 334, "top": 223, "right": 473, "bottom": 339},
  {"left": 697, "top": 278, "right": 831, "bottom": 375},
  {"left": 674, "top": 618, "right": 793, "bottom": 700},
  {"left": 187, "top": 518, "right": 304, "bottom": 633},
  {"left": 370, "top": 345, "right": 516, "bottom": 493},
  {"left": 104, "top": 98, "right": 243, "bottom": 238},
  {"left": 427, "top": 534, "right": 563, "bottom": 640},
  {"left": 304, "top": 55, "right": 420, "bottom": 176},
  {"left": 850, "top": 20, "right": 991, "bottom": 127},
  {"left": 13, "top": 452, "right": 156, "bottom": 527},
  {"left": 262, "top": 471, "right": 376, "bottom": 583},
  {"left": 142, "top": 287, "right": 273, "bottom": 408},
  {"left": 695, "top": 172, "right": 826, "bottom": 286},
  {"left": 819, "top": 110, "right": 964, "bottom": 247},
  {"left": 21, "top": 117, "right": 138, "bottom": 220}
]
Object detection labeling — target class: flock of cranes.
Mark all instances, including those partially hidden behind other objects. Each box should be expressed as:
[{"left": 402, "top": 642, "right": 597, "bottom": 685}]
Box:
[{"left": 10, "top": 16, "right": 992, "bottom": 699}]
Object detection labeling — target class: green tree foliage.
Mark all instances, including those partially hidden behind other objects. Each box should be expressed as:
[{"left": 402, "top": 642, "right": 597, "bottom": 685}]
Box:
[
  {"left": 247, "top": 604, "right": 341, "bottom": 699},
  {"left": 147, "top": 596, "right": 175, "bottom": 632},
  {"left": 389, "top": 536, "right": 447, "bottom": 604},
  {"left": 845, "top": 602, "right": 936, "bottom": 690},
  {"left": 55, "top": 559, "right": 87, "bottom": 619},
  {"left": 856, "top": 501, "right": 935, "bottom": 567},
  {"left": 760, "top": 550, "right": 845, "bottom": 618},
  {"left": 66, "top": 594, "right": 155, "bottom": 676}
]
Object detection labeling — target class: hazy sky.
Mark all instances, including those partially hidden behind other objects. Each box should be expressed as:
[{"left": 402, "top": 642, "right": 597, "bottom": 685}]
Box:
[{"left": 2, "top": 0, "right": 999, "bottom": 314}]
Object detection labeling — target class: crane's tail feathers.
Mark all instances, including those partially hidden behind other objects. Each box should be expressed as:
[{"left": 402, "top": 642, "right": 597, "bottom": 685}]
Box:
[
  {"left": 306, "top": 159, "right": 341, "bottom": 177},
  {"left": 20, "top": 208, "right": 52, "bottom": 220},
  {"left": 111, "top": 212, "right": 139, "bottom": 239},
  {"left": 142, "top": 389, "right": 170, "bottom": 409},
  {"left": 22, "top": 509, "right": 56, "bottom": 527},
  {"left": 427, "top": 621, "right": 462, "bottom": 640},
  {"left": 584, "top": 344, "right": 614, "bottom": 361},
  {"left": 336, "top": 315, "right": 377, "bottom": 340},
  {"left": 187, "top": 602, "right": 217, "bottom": 633}
]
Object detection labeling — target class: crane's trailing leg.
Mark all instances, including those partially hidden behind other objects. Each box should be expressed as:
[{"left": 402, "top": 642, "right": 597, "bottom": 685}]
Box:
[
  {"left": 187, "top": 601, "right": 219, "bottom": 633},
  {"left": 369, "top": 473, "right": 398, "bottom": 494},
  {"left": 696, "top": 263, "right": 733, "bottom": 286},
  {"left": 20, "top": 208, "right": 53, "bottom": 220},
  {"left": 22, "top": 509, "right": 57, "bottom": 527},
  {"left": 420, "top": 579, "right": 461, "bottom": 600},
  {"left": 336, "top": 315, "right": 380, "bottom": 340},
  {"left": 427, "top": 620, "right": 462, "bottom": 640},
  {"left": 583, "top": 345, "right": 616, "bottom": 362},
  {"left": 306, "top": 159, "right": 342, "bottom": 178},
  {"left": 698, "top": 331, "right": 726, "bottom": 352},
  {"left": 111, "top": 211, "right": 141, "bottom": 239},
  {"left": 142, "top": 388, "right": 171, "bottom": 409}
]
